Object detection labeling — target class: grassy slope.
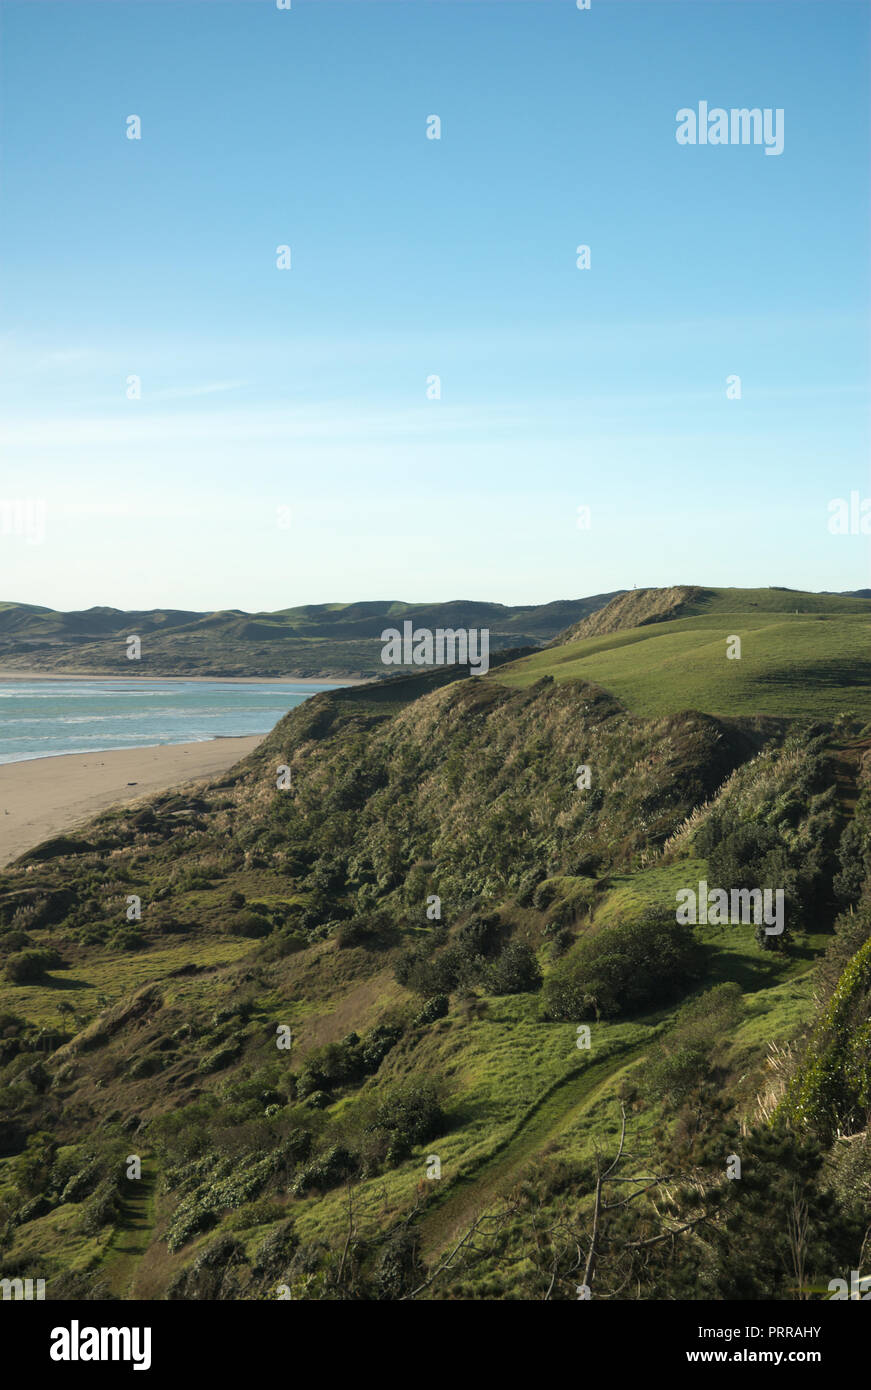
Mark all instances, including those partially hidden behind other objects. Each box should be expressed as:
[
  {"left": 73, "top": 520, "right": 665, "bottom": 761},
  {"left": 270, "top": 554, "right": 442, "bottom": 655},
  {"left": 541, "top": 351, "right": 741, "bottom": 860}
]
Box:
[
  {"left": 0, "top": 887, "right": 828, "bottom": 1293},
  {"left": 492, "top": 587, "right": 871, "bottom": 720},
  {"left": 0, "top": 588, "right": 864, "bottom": 1298}
]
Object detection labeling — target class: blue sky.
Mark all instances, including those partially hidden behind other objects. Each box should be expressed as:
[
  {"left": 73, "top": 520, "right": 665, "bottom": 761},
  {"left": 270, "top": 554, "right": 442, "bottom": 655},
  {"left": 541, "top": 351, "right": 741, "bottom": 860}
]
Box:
[{"left": 0, "top": 0, "right": 868, "bottom": 611}]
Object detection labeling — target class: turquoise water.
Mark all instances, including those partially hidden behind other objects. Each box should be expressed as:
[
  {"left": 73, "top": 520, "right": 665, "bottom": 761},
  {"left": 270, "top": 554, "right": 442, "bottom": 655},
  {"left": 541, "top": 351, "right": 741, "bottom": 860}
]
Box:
[{"left": 0, "top": 679, "right": 342, "bottom": 764}]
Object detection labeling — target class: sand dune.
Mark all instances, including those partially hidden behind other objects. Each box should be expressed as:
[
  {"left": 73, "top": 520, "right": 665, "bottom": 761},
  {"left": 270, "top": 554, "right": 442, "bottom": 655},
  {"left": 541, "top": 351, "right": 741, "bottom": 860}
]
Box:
[{"left": 0, "top": 737, "right": 264, "bottom": 867}]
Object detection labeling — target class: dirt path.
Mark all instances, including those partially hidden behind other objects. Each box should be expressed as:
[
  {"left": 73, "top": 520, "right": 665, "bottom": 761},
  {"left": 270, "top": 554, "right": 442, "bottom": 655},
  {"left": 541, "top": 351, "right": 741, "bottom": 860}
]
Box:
[
  {"left": 417, "top": 1038, "right": 650, "bottom": 1261},
  {"left": 829, "top": 737, "right": 870, "bottom": 816},
  {"left": 101, "top": 1155, "right": 158, "bottom": 1298}
]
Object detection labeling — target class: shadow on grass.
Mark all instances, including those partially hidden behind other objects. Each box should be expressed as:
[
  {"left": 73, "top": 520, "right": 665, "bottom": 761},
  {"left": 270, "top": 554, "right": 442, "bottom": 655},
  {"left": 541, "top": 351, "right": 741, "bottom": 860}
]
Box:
[
  {"left": 38, "top": 973, "right": 90, "bottom": 991},
  {"left": 695, "top": 942, "right": 788, "bottom": 992}
]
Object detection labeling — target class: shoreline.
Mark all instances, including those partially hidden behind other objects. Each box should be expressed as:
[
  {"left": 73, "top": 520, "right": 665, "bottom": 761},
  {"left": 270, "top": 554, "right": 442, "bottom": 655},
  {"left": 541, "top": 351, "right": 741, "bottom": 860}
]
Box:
[
  {"left": 0, "top": 670, "right": 368, "bottom": 685},
  {"left": 0, "top": 735, "right": 266, "bottom": 867},
  {"left": 0, "top": 732, "right": 267, "bottom": 769}
]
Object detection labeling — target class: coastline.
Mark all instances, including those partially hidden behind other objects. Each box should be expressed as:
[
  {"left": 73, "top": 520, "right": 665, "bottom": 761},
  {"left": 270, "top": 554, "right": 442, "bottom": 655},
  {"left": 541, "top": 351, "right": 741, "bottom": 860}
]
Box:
[
  {"left": 0, "top": 735, "right": 266, "bottom": 868},
  {"left": 0, "top": 670, "right": 368, "bottom": 685}
]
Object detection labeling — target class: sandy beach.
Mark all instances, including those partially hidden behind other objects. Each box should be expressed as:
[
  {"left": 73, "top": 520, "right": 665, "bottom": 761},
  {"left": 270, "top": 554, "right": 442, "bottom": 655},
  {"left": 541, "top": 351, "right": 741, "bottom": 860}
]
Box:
[{"left": 0, "top": 736, "right": 265, "bottom": 867}]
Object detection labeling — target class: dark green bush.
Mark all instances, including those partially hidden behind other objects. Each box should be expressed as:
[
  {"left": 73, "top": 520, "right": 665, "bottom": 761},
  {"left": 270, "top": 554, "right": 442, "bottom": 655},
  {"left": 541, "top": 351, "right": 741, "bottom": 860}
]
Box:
[
  {"left": 228, "top": 911, "right": 271, "bottom": 939},
  {"left": 198, "top": 1042, "right": 242, "bottom": 1074},
  {"left": 292, "top": 1144, "right": 356, "bottom": 1194},
  {"left": 487, "top": 942, "right": 542, "bottom": 995},
  {"left": 1, "top": 930, "right": 33, "bottom": 952},
  {"left": 370, "top": 1081, "right": 444, "bottom": 1155},
  {"left": 112, "top": 929, "right": 146, "bottom": 951},
  {"left": 5, "top": 948, "right": 63, "bottom": 982},
  {"left": 335, "top": 912, "right": 397, "bottom": 950},
  {"left": 81, "top": 1176, "right": 123, "bottom": 1234},
  {"left": 414, "top": 994, "right": 449, "bottom": 1025},
  {"left": 543, "top": 910, "right": 700, "bottom": 1021}
]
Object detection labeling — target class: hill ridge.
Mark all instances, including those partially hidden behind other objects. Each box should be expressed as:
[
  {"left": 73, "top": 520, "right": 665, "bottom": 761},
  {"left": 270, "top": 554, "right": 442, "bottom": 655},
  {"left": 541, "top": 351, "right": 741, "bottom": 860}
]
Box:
[
  {"left": 0, "top": 593, "right": 622, "bottom": 679},
  {"left": 551, "top": 585, "right": 706, "bottom": 644}
]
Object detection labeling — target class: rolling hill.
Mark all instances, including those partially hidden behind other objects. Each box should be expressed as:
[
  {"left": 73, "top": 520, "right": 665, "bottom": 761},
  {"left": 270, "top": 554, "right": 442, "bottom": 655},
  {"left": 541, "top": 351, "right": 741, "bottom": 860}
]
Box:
[
  {"left": 0, "top": 594, "right": 622, "bottom": 679},
  {"left": 493, "top": 586, "right": 871, "bottom": 721}
]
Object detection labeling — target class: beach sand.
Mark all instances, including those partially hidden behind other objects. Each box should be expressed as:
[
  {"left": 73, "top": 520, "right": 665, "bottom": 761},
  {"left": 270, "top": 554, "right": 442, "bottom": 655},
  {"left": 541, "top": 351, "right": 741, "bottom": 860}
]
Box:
[{"left": 0, "top": 736, "right": 265, "bottom": 867}]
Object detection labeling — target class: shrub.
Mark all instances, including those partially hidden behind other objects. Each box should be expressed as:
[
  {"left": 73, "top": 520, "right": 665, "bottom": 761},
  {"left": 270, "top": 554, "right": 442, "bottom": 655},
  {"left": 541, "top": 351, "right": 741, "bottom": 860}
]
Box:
[
  {"left": 395, "top": 938, "right": 484, "bottom": 997},
  {"left": 112, "top": 929, "right": 146, "bottom": 951},
  {"left": 457, "top": 912, "right": 501, "bottom": 958},
  {"left": 359, "top": 1023, "right": 402, "bottom": 1072},
  {"left": 414, "top": 994, "right": 449, "bottom": 1026},
  {"left": 833, "top": 819, "right": 870, "bottom": 905},
  {"left": 780, "top": 933, "right": 871, "bottom": 1140},
  {"left": 547, "top": 927, "right": 574, "bottom": 959},
  {"left": 515, "top": 871, "right": 542, "bottom": 908},
  {"left": 296, "top": 1024, "right": 402, "bottom": 1099},
  {"left": 166, "top": 1235, "right": 249, "bottom": 1299},
  {"left": 128, "top": 1052, "right": 166, "bottom": 1079},
  {"left": 198, "top": 1042, "right": 242, "bottom": 1074},
  {"left": 228, "top": 911, "right": 271, "bottom": 939},
  {"left": 253, "top": 1219, "right": 297, "bottom": 1274},
  {"left": 370, "top": 1081, "right": 445, "bottom": 1158},
  {"left": 543, "top": 910, "right": 700, "bottom": 1021},
  {"left": 487, "top": 942, "right": 542, "bottom": 995},
  {"left": 0, "top": 930, "right": 33, "bottom": 952},
  {"left": 373, "top": 1227, "right": 422, "bottom": 1299},
  {"left": 303, "top": 1090, "right": 331, "bottom": 1109},
  {"left": 19, "top": 1193, "right": 53, "bottom": 1222},
  {"left": 60, "top": 1160, "right": 102, "bottom": 1205},
  {"left": 194, "top": 1234, "right": 245, "bottom": 1269},
  {"left": 5, "top": 948, "right": 63, "bottom": 982},
  {"left": 644, "top": 1043, "right": 710, "bottom": 1104},
  {"left": 166, "top": 1155, "right": 276, "bottom": 1251},
  {"left": 291, "top": 1144, "right": 356, "bottom": 1194},
  {"left": 336, "top": 912, "right": 397, "bottom": 949},
  {"left": 80, "top": 1176, "right": 123, "bottom": 1234}
]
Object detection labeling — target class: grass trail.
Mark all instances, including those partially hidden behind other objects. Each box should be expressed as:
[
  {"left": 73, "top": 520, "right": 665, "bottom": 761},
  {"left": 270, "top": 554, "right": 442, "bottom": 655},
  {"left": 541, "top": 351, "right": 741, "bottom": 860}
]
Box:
[
  {"left": 100, "top": 1154, "right": 157, "bottom": 1298},
  {"left": 829, "top": 737, "right": 871, "bottom": 816},
  {"left": 417, "top": 1038, "right": 649, "bottom": 1261}
]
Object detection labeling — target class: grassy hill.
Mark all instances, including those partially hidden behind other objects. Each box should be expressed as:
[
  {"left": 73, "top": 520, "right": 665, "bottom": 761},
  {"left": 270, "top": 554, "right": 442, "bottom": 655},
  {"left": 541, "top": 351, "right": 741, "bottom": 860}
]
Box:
[
  {"left": 0, "top": 587, "right": 870, "bottom": 1301},
  {"left": 494, "top": 586, "right": 871, "bottom": 721},
  {"left": 0, "top": 593, "right": 621, "bottom": 679}
]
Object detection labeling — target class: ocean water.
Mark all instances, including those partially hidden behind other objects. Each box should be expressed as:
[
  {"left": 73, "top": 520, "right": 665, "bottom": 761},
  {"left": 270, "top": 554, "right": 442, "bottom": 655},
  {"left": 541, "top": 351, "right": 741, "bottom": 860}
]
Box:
[{"left": 0, "top": 679, "right": 343, "bottom": 765}]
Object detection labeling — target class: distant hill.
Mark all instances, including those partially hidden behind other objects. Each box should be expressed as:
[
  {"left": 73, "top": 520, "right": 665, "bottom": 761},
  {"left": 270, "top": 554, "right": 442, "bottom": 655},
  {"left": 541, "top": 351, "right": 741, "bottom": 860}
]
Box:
[
  {"left": 495, "top": 585, "right": 871, "bottom": 721},
  {"left": 0, "top": 593, "right": 622, "bottom": 679}
]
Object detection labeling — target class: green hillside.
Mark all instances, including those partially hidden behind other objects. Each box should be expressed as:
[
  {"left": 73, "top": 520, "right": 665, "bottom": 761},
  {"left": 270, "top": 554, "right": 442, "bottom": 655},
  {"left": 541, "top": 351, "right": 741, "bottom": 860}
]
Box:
[
  {"left": 493, "top": 586, "right": 871, "bottom": 720},
  {"left": 0, "top": 587, "right": 870, "bottom": 1301}
]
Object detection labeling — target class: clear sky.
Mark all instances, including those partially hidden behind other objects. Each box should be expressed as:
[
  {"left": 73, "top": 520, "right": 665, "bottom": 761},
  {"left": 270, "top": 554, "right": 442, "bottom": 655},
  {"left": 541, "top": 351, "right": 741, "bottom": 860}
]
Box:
[{"left": 0, "top": 0, "right": 868, "bottom": 611}]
